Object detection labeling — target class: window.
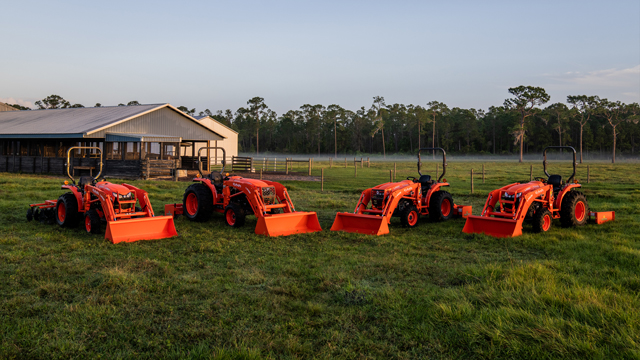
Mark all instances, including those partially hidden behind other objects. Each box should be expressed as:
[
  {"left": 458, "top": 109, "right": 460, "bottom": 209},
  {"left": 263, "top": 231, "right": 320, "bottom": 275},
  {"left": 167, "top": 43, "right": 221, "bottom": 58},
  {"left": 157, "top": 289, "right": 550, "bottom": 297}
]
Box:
[
  {"left": 143, "top": 142, "right": 160, "bottom": 159},
  {"left": 125, "top": 142, "right": 140, "bottom": 160},
  {"left": 43, "top": 141, "right": 56, "bottom": 157},
  {"left": 105, "top": 142, "right": 123, "bottom": 160},
  {"left": 163, "top": 143, "right": 177, "bottom": 160}
]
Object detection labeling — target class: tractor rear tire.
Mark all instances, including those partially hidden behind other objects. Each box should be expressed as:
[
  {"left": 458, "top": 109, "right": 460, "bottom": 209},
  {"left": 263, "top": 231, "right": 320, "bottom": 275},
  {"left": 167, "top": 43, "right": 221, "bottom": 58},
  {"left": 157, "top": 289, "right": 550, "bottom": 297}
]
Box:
[
  {"left": 429, "top": 191, "right": 454, "bottom": 222},
  {"left": 182, "top": 183, "right": 213, "bottom": 222},
  {"left": 56, "top": 193, "right": 79, "bottom": 227},
  {"left": 560, "top": 191, "right": 589, "bottom": 228},
  {"left": 84, "top": 210, "right": 102, "bottom": 234},
  {"left": 400, "top": 204, "right": 420, "bottom": 228},
  {"left": 224, "top": 202, "right": 246, "bottom": 228},
  {"left": 27, "top": 208, "right": 33, "bottom": 222},
  {"left": 532, "top": 208, "right": 552, "bottom": 233}
]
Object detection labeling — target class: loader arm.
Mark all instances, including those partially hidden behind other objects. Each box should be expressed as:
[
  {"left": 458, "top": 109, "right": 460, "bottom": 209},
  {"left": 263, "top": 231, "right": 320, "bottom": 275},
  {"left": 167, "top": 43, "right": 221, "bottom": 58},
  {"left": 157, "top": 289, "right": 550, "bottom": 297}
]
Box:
[
  {"left": 87, "top": 185, "right": 117, "bottom": 222},
  {"left": 354, "top": 189, "right": 372, "bottom": 214},
  {"left": 380, "top": 185, "right": 417, "bottom": 224},
  {"left": 123, "top": 184, "right": 154, "bottom": 217}
]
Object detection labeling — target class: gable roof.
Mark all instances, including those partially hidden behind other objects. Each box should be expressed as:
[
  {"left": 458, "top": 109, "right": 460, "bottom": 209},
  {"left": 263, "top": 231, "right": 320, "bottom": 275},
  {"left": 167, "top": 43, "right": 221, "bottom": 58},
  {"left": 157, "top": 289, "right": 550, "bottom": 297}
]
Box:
[{"left": 0, "top": 104, "right": 225, "bottom": 139}]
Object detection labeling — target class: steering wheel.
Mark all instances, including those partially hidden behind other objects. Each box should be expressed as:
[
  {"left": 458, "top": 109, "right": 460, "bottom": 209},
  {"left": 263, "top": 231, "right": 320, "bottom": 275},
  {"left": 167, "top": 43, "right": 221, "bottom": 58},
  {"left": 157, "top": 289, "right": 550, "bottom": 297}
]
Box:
[{"left": 406, "top": 176, "right": 416, "bottom": 181}]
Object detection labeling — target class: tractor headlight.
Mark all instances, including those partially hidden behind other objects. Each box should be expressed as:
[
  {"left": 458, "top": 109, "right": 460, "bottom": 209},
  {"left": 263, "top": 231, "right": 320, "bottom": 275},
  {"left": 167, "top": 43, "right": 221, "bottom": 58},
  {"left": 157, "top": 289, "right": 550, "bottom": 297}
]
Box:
[{"left": 118, "top": 192, "right": 134, "bottom": 201}]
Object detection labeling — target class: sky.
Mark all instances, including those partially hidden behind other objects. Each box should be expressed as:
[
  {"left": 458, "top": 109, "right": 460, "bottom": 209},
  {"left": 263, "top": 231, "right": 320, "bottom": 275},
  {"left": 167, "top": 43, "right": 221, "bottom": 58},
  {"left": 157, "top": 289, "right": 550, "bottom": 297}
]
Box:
[{"left": 1, "top": 0, "right": 639, "bottom": 114}]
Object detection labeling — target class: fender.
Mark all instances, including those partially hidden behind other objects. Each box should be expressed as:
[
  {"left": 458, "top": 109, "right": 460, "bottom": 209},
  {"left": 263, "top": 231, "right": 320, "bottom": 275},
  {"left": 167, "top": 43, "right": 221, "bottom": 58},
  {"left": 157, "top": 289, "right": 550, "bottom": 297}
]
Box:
[
  {"left": 424, "top": 182, "right": 449, "bottom": 209},
  {"left": 555, "top": 184, "right": 582, "bottom": 209},
  {"left": 61, "top": 185, "right": 83, "bottom": 211}
]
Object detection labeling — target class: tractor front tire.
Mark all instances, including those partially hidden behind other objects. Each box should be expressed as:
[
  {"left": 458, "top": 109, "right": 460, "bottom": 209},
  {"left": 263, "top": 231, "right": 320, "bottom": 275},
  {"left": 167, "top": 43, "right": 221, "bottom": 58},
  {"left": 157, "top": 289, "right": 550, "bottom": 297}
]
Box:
[
  {"left": 182, "top": 183, "right": 213, "bottom": 222},
  {"left": 429, "top": 191, "right": 454, "bottom": 222},
  {"left": 532, "top": 208, "right": 552, "bottom": 233},
  {"left": 224, "top": 203, "right": 246, "bottom": 228},
  {"left": 400, "top": 204, "right": 420, "bottom": 228},
  {"left": 84, "top": 210, "right": 102, "bottom": 234},
  {"left": 560, "top": 191, "right": 589, "bottom": 228},
  {"left": 56, "top": 193, "right": 79, "bottom": 227}
]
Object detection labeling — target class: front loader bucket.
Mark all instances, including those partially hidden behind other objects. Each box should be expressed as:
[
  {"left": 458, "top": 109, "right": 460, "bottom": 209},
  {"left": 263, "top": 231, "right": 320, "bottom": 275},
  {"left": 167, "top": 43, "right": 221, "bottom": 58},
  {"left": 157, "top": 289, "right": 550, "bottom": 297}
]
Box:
[
  {"left": 255, "top": 212, "right": 322, "bottom": 237},
  {"left": 462, "top": 215, "right": 522, "bottom": 238},
  {"left": 330, "top": 213, "right": 390, "bottom": 236},
  {"left": 105, "top": 215, "right": 178, "bottom": 244}
]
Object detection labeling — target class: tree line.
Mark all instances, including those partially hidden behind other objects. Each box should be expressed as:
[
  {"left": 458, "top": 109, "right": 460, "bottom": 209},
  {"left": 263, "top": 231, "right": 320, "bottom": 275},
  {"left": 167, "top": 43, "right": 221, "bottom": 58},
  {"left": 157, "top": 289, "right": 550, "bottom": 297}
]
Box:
[{"left": 10, "top": 88, "right": 640, "bottom": 163}]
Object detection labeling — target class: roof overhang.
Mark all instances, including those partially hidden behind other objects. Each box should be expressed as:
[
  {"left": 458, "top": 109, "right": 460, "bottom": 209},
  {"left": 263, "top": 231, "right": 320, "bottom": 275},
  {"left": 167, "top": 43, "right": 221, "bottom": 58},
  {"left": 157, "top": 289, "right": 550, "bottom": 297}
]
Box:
[
  {"left": 0, "top": 133, "right": 85, "bottom": 139},
  {"left": 105, "top": 132, "right": 182, "bottom": 143}
]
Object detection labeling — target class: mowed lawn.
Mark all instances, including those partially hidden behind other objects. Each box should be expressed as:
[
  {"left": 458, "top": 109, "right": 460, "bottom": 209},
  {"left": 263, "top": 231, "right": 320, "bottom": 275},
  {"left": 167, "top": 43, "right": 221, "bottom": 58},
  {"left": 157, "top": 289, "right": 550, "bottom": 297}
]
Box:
[{"left": 0, "top": 160, "right": 639, "bottom": 359}]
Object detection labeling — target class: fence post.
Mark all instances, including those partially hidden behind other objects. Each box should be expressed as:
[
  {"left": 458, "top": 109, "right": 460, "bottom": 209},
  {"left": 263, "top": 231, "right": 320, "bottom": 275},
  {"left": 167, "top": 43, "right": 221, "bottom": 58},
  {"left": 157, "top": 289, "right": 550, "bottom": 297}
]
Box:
[
  {"left": 173, "top": 160, "right": 178, "bottom": 182},
  {"left": 321, "top": 168, "right": 324, "bottom": 192},
  {"left": 354, "top": 164, "right": 357, "bottom": 177},
  {"left": 345, "top": 157, "right": 347, "bottom": 168},
  {"left": 260, "top": 168, "right": 263, "bottom": 180},
  {"left": 311, "top": 158, "right": 314, "bottom": 170},
  {"left": 361, "top": 157, "right": 363, "bottom": 168},
  {"left": 367, "top": 157, "right": 370, "bottom": 168},
  {"left": 286, "top": 159, "right": 289, "bottom": 175},
  {"left": 308, "top": 159, "right": 311, "bottom": 176},
  {"left": 587, "top": 165, "right": 590, "bottom": 183},
  {"left": 530, "top": 165, "right": 533, "bottom": 181},
  {"left": 390, "top": 170, "right": 393, "bottom": 183},
  {"left": 482, "top": 164, "right": 485, "bottom": 183},
  {"left": 394, "top": 162, "right": 396, "bottom": 180},
  {"left": 471, "top": 168, "right": 474, "bottom": 194},
  {"left": 145, "top": 160, "right": 150, "bottom": 180},
  {"left": 330, "top": 157, "right": 332, "bottom": 168}
]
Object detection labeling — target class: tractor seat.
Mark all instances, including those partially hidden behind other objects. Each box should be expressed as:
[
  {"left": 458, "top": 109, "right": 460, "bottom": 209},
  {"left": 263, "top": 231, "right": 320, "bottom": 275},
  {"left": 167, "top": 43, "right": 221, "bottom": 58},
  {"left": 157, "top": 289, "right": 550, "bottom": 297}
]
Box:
[
  {"left": 547, "top": 174, "right": 563, "bottom": 192},
  {"left": 419, "top": 175, "right": 433, "bottom": 192},
  {"left": 78, "top": 176, "right": 93, "bottom": 188},
  {"left": 209, "top": 172, "right": 223, "bottom": 185}
]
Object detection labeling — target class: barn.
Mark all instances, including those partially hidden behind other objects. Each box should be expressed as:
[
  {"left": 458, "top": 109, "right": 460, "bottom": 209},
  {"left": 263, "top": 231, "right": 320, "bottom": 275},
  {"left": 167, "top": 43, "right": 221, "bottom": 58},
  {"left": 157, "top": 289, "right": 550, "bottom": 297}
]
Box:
[
  {"left": 189, "top": 115, "right": 238, "bottom": 166},
  {"left": 0, "top": 104, "right": 228, "bottom": 179}
]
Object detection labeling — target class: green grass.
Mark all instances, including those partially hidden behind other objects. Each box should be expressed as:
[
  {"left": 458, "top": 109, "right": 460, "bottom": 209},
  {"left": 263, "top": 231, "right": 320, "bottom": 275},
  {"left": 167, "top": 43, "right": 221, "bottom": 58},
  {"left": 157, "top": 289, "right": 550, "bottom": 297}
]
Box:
[{"left": 1, "top": 161, "right": 639, "bottom": 359}]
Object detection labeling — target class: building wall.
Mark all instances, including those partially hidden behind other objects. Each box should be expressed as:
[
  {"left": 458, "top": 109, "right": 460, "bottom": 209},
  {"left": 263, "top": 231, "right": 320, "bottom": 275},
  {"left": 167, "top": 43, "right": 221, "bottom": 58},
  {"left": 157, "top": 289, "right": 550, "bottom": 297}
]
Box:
[
  {"left": 191, "top": 117, "right": 238, "bottom": 165},
  {"left": 90, "top": 107, "right": 223, "bottom": 141}
]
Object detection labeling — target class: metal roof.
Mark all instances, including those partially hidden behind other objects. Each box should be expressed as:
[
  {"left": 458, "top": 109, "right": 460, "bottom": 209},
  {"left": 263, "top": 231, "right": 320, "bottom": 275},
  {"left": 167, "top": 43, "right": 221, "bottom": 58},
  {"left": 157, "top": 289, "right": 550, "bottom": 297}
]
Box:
[{"left": 0, "top": 104, "right": 225, "bottom": 140}]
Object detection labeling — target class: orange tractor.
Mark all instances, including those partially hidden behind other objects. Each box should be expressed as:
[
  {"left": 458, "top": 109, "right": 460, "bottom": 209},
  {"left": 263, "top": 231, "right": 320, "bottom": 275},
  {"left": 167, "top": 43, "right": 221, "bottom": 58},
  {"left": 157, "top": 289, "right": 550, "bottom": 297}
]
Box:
[
  {"left": 331, "top": 148, "right": 472, "bottom": 235},
  {"left": 462, "top": 146, "right": 614, "bottom": 238},
  {"left": 164, "top": 147, "right": 321, "bottom": 236},
  {"left": 27, "top": 146, "right": 177, "bottom": 243}
]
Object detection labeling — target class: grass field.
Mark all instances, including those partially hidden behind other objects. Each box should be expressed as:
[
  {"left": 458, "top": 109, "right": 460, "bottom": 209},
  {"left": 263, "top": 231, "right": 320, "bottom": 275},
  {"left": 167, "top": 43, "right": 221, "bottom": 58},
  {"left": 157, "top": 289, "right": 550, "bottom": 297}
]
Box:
[{"left": 1, "top": 160, "right": 639, "bottom": 359}]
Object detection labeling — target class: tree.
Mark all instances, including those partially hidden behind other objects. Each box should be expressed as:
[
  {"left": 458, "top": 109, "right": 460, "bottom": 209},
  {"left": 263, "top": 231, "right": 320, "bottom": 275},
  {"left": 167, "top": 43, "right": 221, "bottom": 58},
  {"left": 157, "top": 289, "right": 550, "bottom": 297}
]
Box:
[
  {"left": 177, "top": 106, "right": 196, "bottom": 116},
  {"left": 371, "top": 96, "right": 386, "bottom": 158},
  {"left": 127, "top": 101, "right": 141, "bottom": 106},
  {"left": 94, "top": 103, "right": 102, "bottom": 107},
  {"left": 426, "top": 101, "right": 449, "bottom": 158},
  {"left": 544, "top": 103, "right": 570, "bottom": 148},
  {"left": 504, "top": 86, "right": 550, "bottom": 162},
  {"left": 199, "top": 109, "right": 213, "bottom": 117},
  {"left": 69, "top": 103, "right": 84, "bottom": 108},
  {"left": 35, "top": 95, "right": 70, "bottom": 109},
  {"left": 326, "top": 104, "right": 344, "bottom": 157},
  {"left": 599, "top": 99, "right": 631, "bottom": 163},
  {"left": 567, "top": 95, "right": 599, "bottom": 163},
  {"left": 8, "top": 104, "right": 30, "bottom": 110},
  {"left": 246, "top": 97, "right": 268, "bottom": 155}
]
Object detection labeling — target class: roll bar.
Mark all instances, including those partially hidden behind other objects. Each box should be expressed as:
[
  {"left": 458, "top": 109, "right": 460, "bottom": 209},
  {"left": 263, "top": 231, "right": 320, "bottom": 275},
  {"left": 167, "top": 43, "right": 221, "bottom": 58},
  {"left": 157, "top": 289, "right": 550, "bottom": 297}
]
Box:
[
  {"left": 543, "top": 146, "right": 576, "bottom": 183},
  {"left": 417, "top": 147, "right": 446, "bottom": 182},
  {"left": 197, "top": 146, "right": 226, "bottom": 176},
  {"left": 65, "top": 146, "right": 104, "bottom": 185}
]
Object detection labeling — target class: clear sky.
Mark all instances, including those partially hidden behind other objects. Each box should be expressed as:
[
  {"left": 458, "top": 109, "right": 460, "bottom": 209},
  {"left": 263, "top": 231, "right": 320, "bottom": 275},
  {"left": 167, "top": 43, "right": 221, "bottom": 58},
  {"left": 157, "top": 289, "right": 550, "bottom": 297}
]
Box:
[{"left": 2, "top": 0, "right": 639, "bottom": 114}]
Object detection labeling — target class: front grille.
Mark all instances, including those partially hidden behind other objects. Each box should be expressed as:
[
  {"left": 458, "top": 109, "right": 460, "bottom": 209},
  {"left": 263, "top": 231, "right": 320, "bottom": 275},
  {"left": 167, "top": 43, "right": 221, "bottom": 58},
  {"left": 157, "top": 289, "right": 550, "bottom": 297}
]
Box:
[
  {"left": 262, "top": 187, "right": 276, "bottom": 205},
  {"left": 371, "top": 190, "right": 385, "bottom": 209}
]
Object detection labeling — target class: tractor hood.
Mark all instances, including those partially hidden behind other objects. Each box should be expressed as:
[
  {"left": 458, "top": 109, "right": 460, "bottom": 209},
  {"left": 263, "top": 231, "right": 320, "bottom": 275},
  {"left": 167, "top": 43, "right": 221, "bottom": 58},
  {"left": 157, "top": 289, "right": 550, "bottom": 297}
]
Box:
[
  {"left": 501, "top": 181, "right": 545, "bottom": 196},
  {"left": 96, "top": 182, "right": 132, "bottom": 196},
  {"left": 227, "top": 176, "right": 270, "bottom": 188},
  {"left": 372, "top": 180, "right": 413, "bottom": 192}
]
